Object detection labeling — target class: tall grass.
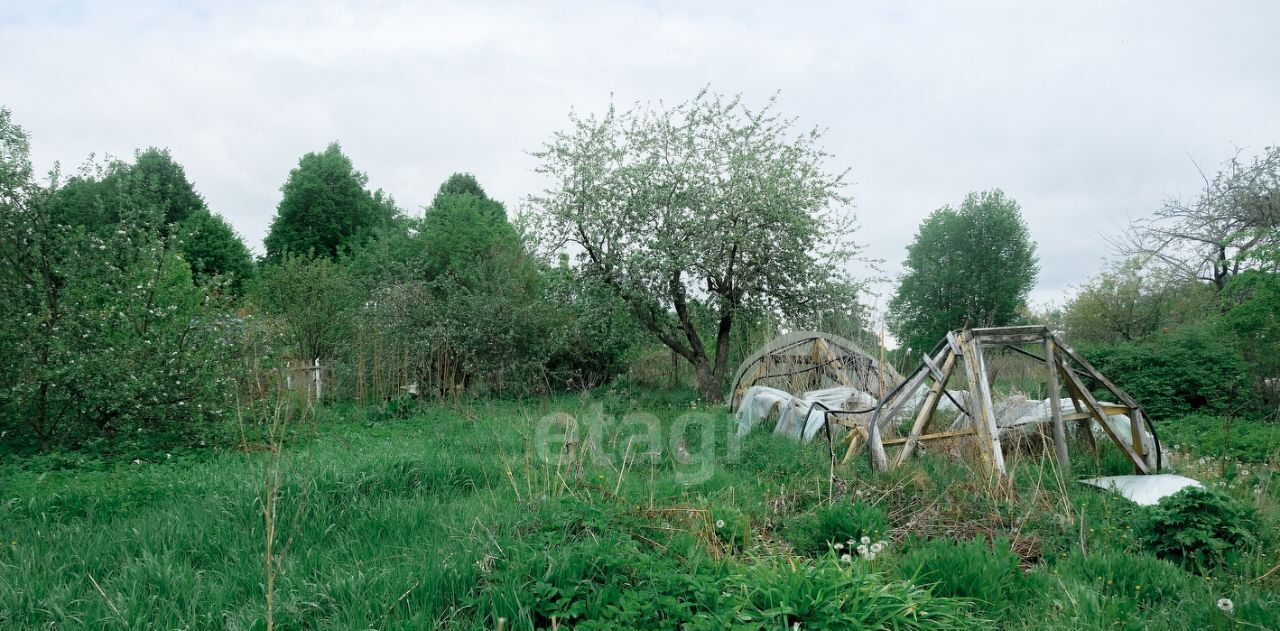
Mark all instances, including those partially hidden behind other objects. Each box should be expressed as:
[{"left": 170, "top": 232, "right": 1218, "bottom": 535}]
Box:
[{"left": 1, "top": 393, "right": 1276, "bottom": 629}]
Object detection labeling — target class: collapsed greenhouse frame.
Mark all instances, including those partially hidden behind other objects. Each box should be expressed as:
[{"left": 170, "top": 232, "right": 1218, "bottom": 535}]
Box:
[{"left": 825, "top": 325, "right": 1162, "bottom": 476}]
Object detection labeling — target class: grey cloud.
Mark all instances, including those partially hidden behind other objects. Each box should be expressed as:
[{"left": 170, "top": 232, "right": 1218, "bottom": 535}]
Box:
[{"left": 3, "top": 0, "right": 1277, "bottom": 317}]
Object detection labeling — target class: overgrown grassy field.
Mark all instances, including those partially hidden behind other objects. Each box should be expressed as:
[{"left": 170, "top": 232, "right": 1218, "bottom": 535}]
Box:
[{"left": 2, "top": 390, "right": 1278, "bottom": 629}]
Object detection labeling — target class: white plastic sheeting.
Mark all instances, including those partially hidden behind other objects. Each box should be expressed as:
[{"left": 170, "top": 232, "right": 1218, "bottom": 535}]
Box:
[
  {"left": 942, "top": 394, "right": 1157, "bottom": 455},
  {"left": 736, "top": 385, "right": 876, "bottom": 442},
  {"left": 738, "top": 385, "right": 1157, "bottom": 457},
  {"left": 1080, "top": 474, "right": 1202, "bottom": 506}
]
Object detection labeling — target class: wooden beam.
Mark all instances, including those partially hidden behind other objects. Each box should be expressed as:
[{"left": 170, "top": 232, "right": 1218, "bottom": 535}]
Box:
[
  {"left": 1057, "top": 357, "right": 1150, "bottom": 474},
  {"left": 961, "top": 333, "right": 1006, "bottom": 475},
  {"left": 1055, "top": 338, "right": 1151, "bottom": 464},
  {"left": 970, "top": 332, "right": 1050, "bottom": 345},
  {"left": 1061, "top": 407, "right": 1130, "bottom": 422},
  {"left": 1043, "top": 337, "right": 1070, "bottom": 470},
  {"left": 894, "top": 348, "right": 956, "bottom": 467},
  {"left": 862, "top": 346, "right": 944, "bottom": 470},
  {"left": 1132, "top": 407, "right": 1158, "bottom": 471},
  {"left": 971, "top": 325, "right": 1050, "bottom": 338},
  {"left": 945, "top": 330, "right": 962, "bottom": 356},
  {"left": 922, "top": 351, "right": 946, "bottom": 383},
  {"left": 883, "top": 428, "right": 976, "bottom": 446},
  {"left": 816, "top": 337, "right": 855, "bottom": 388},
  {"left": 972, "top": 337, "right": 1007, "bottom": 475},
  {"left": 1058, "top": 363, "right": 1099, "bottom": 458},
  {"left": 1057, "top": 341, "right": 1147, "bottom": 459},
  {"left": 872, "top": 370, "right": 930, "bottom": 430},
  {"left": 1054, "top": 340, "right": 1140, "bottom": 409},
  {"left": 867, "top": 416, "right": 887, "bottom": 471},
  {"left": 841, "top": 424, "right": 868, "bottom": 465}
]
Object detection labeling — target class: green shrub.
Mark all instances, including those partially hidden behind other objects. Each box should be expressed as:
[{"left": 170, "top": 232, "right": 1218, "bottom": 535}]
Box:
[
  {"left": 787, "top": 500, "right": 889, "bottom": 556},
  {"left": 897, "top": 536, "right": 1026, "bottom": 615},
  {"left": 1079, "top": 325, "right": 1252, "bottom": 419},
  {"left": 1140, "top": 486, "right": 1256, "bottom": 572}
]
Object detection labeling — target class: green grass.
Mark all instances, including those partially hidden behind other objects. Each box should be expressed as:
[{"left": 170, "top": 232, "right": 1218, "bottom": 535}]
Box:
[{"left": 1, "top": 393, "right": 1277, "bottom": 629}]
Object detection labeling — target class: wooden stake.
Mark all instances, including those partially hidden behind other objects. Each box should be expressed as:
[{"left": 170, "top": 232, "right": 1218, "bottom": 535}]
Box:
[
  {"left": 894, "top": 348, "right": 956, "bottom": 466},
  {"left": 971, "top": 337, "right": 1007, "bottom": 475},
  {"left": 1043, "top": 337, "right": 1070, "bottom": 470}
]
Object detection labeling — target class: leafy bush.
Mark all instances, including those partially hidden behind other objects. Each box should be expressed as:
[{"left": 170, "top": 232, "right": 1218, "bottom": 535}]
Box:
[
  {"left": 1080, "top": 324, "right": 1252, "bottom": 419},
  {"left": 897, "top": 536, "right": 1027, "bottom": 615},
  {"left": 787, "top": 500, "right": 889, "bottom": 556},
  {"left": 254, "top": 253, "right": 361, "bottom": 364},
  {"left": 1140, "top": 486, "right": 1257, "bottom": 572},
  {"left": 0, "top": 127, "right": 240, "bottom": 451}
]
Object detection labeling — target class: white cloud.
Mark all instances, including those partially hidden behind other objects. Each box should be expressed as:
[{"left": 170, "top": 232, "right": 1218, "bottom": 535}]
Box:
[{"left": 3, "top": 0, "right": 1278, "bottom": 311}]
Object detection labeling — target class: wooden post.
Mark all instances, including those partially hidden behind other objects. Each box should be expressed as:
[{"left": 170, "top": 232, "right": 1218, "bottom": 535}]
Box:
[
  {"left": 972, "top": 337, "right": 1007, "bottom": 475},
  {"left": 1133, "top": 408, "right": 1158, "bottom": 471},
  {"left": 961, "top": 334, "right": 1006, "bottom": 475},
  {"left": 862, "top": 354, "right": 936, "bottom": 471},
  {"left": 867, "top": 418, "right": 887, "bottom": 471},
  {"left": 895, "top": 348, "right": 956, "bottom": 466},
  {"left": 1043, "top": 337, "right": 1070, "bottom": 470},
  {"left": 841, "top": 424, "right": 867, "bottom": 465},
  {"left": 313, "top": 358, "right": 322, "bottom": 403}
]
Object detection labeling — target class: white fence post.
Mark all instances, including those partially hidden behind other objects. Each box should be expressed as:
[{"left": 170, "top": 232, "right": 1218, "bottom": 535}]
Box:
[{"left": 313, "top": 358, "right": 322, "bottom": 403}]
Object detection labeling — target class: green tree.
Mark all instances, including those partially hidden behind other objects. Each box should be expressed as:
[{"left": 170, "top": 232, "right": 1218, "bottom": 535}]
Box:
[
  {"left": 1219, "top": 269, "right": 1280, "bottom": 400},
  {"left": 433, "top": 172, "right": 489, "bottom": 201},
  {"left": 420, "top": 178, "right": 521, "bottom": 280},
  {"left": 346, "top": 173, "right": 583, "bottom": 394},
  {"left": 1117, "top": 146, "right": 1280, "bottom": 291},
  {"left": 530, "top": 90, "right": 859, "bottom": 400},
  {"left": 0, "top": 110, "right": 236, "bottom": 449},
  {"left": 47, "top": 148, "right": 254, "bottom": 291},
  {"left": 1063, "top": 258, "right": 1214, "bottom": 345},
  {"left": 254, "top": 253, "right": 360, "bottom": 363},
  {"left": 264, "top": 142, "right": 398, "bottom": 260},
  {"left": 888, "top": 190, "right": 1039, "bottom": 354},
  {"left": 173, "top": 209, "right": 255, "bottom": 291}
]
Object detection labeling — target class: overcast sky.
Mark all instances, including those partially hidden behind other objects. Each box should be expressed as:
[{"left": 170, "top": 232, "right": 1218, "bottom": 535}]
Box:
[{"left": 4, "top": 0, "right": 1278, "bottom": 316}]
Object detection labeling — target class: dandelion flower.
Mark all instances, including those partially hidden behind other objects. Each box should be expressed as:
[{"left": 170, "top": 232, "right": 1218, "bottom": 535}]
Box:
[
  {"left": 840, "top": 554, "right": 852, "bottom": 563},
  {"left": 1217, "top": 598, "right": 1234, "bottom": 615},
  {"left": 860, "top": 536, "right": 871, "bottom": 545},
  {"left": 834, "top": 543, "right": 844, "bottom": 550},
  {"left": 715, "top": 519, "right": 726, "bottom": 529}
]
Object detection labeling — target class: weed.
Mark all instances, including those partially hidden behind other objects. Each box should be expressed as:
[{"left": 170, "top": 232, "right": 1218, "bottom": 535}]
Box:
[
  {"left": 787, "top": 500, "right": 889, "bottom": 557},
  {"left": 897, "top": 535, "right": 1030, "bottom": 617},
  {"left": 1140, "top": 485, "right": 1257, "bottom": 573}
]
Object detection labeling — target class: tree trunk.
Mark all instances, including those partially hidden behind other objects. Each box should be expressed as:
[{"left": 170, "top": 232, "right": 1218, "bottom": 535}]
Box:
[{"left": 694, "top": 359, "right": 724, "bottom": 402}]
